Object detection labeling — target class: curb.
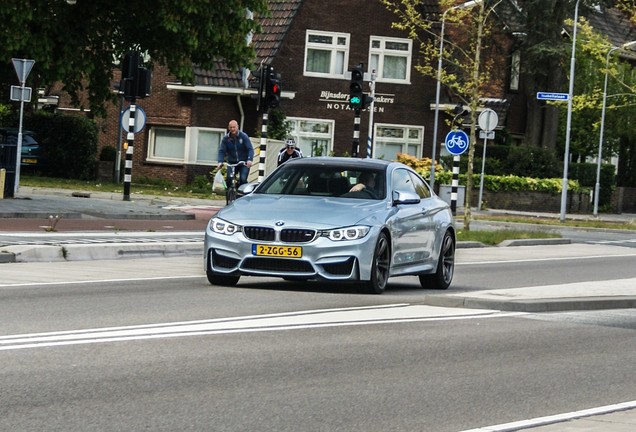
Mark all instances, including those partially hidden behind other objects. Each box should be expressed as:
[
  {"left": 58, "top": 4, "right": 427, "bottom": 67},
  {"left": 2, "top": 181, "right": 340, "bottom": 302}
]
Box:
[
  {"left": 422, "top": 294, "right": 636, "bottom": 312},
  {"left": 3, "top": 242, "right": 203, "bottom": 262},
  {"left": 0, "top": 251, "right": 15, "bottom": 263},
  {"left": 0, "top": 238, "right": 575, "bottom": 264}
]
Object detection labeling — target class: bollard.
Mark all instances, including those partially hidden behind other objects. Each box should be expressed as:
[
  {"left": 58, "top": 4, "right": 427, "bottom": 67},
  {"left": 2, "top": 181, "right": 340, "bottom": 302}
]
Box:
[{"left": 0, "top": 168, "right": 5, "bottom": 199}]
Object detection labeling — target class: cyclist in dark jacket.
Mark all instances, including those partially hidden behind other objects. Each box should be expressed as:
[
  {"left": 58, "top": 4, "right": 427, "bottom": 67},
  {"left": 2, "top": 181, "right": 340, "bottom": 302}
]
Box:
[{"left": 217, "top": 120, "right": 254, "bottom": 186}]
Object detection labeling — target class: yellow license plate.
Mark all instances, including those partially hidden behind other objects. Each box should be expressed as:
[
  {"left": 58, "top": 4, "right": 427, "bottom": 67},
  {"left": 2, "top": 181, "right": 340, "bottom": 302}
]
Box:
[
  {"left": 22, "top": 158, "right": 37, "bottom": 164},
  {"left": 253, "top": 244, "right": 302, "bottom": 258}
]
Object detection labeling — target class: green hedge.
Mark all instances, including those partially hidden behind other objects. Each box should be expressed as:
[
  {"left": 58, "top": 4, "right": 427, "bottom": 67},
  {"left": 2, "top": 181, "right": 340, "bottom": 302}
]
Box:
[
  {"left": 26, "top": 112, "right": 98, "bottom": 180},
  {"left": 427, "top": 171, "right": 585, "bottom": 194}
]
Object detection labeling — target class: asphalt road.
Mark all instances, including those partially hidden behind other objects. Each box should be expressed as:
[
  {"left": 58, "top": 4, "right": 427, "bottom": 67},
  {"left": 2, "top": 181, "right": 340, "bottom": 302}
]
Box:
[{"left": 1, "top": 245, "right": 635, "bottom": 431}]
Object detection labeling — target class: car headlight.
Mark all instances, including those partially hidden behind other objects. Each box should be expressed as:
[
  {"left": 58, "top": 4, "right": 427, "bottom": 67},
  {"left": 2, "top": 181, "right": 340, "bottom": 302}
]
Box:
[
  {"left": 322, "top": 225, "right": 370, "bottom": 241},
  {"left": 209, "top": 217, "right": 241, "bottom": 236}
]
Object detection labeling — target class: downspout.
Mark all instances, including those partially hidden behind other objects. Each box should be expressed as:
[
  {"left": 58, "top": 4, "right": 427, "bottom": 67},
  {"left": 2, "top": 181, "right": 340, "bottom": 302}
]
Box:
[
  {"left": 236, "top": 94, "right": 245, "bottom": 131},
  {"left": 237, "top": 66, "right": 250, "bottom": 131}
]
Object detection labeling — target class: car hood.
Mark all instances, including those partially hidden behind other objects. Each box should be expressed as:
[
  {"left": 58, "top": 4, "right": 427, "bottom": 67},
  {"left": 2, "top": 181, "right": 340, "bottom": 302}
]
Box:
[{"left": 216, "top": 194, "right": 388, "bottom": 228}]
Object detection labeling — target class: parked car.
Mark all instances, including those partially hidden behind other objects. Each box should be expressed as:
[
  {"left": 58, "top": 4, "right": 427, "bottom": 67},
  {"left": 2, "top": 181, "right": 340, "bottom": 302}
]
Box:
[
  {"left": 204, "top": 157, "right": 456, "bottom": 294},
  {"left": 0, "top": 128, "right": 43, "bottom": 168}
]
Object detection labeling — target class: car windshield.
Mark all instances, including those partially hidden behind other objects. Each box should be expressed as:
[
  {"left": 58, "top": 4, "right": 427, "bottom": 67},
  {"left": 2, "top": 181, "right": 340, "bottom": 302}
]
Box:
[{"left": 257, "top": 165, "right": 386, "bottom": 200}]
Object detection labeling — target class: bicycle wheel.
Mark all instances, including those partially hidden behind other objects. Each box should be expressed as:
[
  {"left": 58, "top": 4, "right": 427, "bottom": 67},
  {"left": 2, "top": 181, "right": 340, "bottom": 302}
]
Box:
[{"left": 226, "top": 187, "right": 237, "bottom": 204}]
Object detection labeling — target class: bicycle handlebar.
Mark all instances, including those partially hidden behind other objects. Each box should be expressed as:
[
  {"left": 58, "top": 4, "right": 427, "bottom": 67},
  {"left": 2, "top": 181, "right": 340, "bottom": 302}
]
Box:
[{"left": 215, "top": 161, "right": 247, "bottom": 171}]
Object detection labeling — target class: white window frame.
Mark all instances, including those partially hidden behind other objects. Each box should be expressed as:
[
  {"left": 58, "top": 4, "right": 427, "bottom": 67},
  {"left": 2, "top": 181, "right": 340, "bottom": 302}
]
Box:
[
  {"left": 509, "top": 50, "right": 521, "bottom": 91},
  {"left": 373, "top": 123, "right": 424, "bottom": 161},
  {"left": 147, "top": 126, "right": 226, "bottom": 165},
  {"left": 369, "top": 36, "right": 412, "bottom": 84},
  {"left": 286, "top": 117, "right": 335, "bottom": 157},
  {"left": 304, "top": 30, "right": 350, "bottom": 79}
]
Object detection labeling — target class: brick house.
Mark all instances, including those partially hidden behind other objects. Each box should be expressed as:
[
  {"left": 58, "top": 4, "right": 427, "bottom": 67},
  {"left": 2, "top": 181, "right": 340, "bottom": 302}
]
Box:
[
  {"left": 52, "top": 0, "right": 633, "bottom": 192},
  {"left": 88, "top": 0, "right": 516, "bottom": 186}
]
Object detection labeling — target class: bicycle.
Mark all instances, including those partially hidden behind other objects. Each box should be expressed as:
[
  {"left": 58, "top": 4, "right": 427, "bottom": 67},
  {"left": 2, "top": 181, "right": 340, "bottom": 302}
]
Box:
[
  {"left": 449, "top": 134, "right": 467, "bottom": 149},
  {"left": 219, "top": 161, "right": 246, "bottom": 205}
]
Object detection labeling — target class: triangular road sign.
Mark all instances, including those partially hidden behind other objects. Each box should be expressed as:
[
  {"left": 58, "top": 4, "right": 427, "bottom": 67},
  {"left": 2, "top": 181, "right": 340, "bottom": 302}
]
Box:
[{"left": 12, "top": 58, "right": 35, "bottom": 83}]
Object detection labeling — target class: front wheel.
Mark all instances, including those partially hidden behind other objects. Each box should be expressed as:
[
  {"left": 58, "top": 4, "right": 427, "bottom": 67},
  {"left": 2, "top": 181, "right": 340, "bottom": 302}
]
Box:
[
  {"left": 366, "top": 232, "right": 390, "bottom": 294},
  {"left": 226, "top": 187, "right": 237, "bottom": 205},
  {"left": 419, "top": 230, "right": 455, "bottom": 290},
  {"left": 206, "top": 270, "right": 240, "bottom": 287}
]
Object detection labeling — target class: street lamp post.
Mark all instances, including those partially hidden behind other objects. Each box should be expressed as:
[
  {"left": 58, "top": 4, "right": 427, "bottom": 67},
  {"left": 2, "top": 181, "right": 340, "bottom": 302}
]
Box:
[
  {"left": 430, "top": 0, "right": 483, "bottom": 190},
  {"left": 594, "top": 40, "right": 636, "bottom": 216},
  {"left": 559, "top": 0, "right": 581, "bottom": 223}
]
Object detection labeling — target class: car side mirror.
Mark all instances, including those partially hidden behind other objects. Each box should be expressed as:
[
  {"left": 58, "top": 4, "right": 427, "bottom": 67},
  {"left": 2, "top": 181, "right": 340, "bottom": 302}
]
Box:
[
  {"left": 392, "top": 190, "right": 420, "bottom": 205},
  {"left": 238, "top": 182, "right": 258, "bottom": 196}
]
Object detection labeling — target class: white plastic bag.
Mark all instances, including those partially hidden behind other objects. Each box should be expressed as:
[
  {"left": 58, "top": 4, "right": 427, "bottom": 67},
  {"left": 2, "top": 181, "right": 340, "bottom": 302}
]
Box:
[{"left": 212, "top": 170, "right": 226, "bottom": 194}]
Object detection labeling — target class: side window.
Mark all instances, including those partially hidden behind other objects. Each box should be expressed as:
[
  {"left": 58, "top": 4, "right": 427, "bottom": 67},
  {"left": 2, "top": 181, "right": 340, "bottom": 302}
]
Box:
[
  {"left": 304, "top": 30, "right": 350, "bottom": 78},
  {"left": 148, "top": 127, "right": 186, "bottom": 162},
  {"left": 391, "top": 168, "right": 416, "bottom": 194},
  {"left": 409, "top": 172, "right": 431, "bottom": 199},
  {"left": 369, "top": 36, "right": 412, "bottom": 83}
]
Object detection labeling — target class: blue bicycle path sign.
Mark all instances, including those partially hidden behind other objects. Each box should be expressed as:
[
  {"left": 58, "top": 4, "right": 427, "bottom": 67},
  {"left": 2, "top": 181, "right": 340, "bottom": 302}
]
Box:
[{"left": 445, "top": 130, "right": 469, "bottom": 156}]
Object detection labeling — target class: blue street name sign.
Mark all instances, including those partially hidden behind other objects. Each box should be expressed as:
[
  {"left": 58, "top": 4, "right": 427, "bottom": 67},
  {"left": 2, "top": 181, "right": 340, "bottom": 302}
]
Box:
[
  {"left": 445, "top": 130, "right": 469, "bottom": 156},
  {"left": 536, "top": 92, "right": 569, "bottom": 101}
]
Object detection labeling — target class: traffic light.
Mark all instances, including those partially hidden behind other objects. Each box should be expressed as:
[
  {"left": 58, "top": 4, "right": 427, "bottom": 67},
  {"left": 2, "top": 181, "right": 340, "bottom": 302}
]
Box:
[
  {"left": 265, "top": 66, "right": 281, "bottom": 109},
  {"left": 349, "top": 64, "right": 364, "bottom": 110},
  {"left": 121, "top": 51, "right": 152, "bottom": 101}
]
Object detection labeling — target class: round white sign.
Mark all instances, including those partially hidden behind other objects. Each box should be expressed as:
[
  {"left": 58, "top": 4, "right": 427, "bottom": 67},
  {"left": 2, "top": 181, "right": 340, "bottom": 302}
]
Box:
[
  {"left": 120, "top": 106, "right": 147, "bottom": 133},
  {"left": 478, "top": 108, "right": 498, "bottom": 132}
]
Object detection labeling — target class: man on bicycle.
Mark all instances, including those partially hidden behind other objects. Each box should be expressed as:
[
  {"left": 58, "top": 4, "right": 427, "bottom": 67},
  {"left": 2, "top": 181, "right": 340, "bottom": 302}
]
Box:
[{"left": 217, "top": 119, "right": 254, "bottom": 187}]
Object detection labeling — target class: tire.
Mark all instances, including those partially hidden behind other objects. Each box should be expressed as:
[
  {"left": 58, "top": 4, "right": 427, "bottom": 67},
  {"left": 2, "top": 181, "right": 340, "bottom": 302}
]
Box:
[
  {"left": 206, "top": 270, "right": 240, "bottom": 287},
  {"left": 226, "top": 187, "right": 237, "bottom": 205},
  {"left": 366, "top": 232, "right": 390, "bottom": 294},
  {"left": 419, "top": 230, "right": 455, "bottom": 290}
]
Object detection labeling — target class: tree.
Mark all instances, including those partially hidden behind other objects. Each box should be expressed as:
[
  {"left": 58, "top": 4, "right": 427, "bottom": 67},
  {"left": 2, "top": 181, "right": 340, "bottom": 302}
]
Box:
[
  {"left": 0, "top": 0, "right": 268, "bottom": 116},
  {"left": 559, "top": 14, "right": 636, "bottom": 188},
  {"left": 514, "top": 0, "right": 570, "bottom": 150},
  {"left": 512, "top": 1, "right": 614, "bottom": 150},
  {"left": 381, "top": 0, "right": 504, "bottom": 230}
]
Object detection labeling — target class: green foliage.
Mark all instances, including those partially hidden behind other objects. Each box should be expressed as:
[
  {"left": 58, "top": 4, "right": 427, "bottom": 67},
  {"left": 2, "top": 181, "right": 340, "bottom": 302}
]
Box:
[
  {"left": 0, "top": 0, "right": 268, "bottom": 116},
  {"left": 505, "top": 145, "right": 561, "bottom": 178},
  {"left": 570, "top": 162, "right": 615, "bottom": 207},
  {"left": 457, "top": 229, "right": 561, "bottom": 245},
  {"left": 399, "top": 153, "right": 584, "bottom": 194},
  {"left": 25, "top": 112, "right": 98, "bottom": 180},
  {"left": 0, "top": 103, "right": 13, "bottom": 126},
  {"left": 441, "top": 144, "right": 561, "bottom": 178},
  {"left": 134, "top": 176, "right": 174, "bottom": 189},
  {"left": 266, "top": 108, "right": 291, "bottom": 140},
  {"left": 617, "top": 135, "right": 636, "bottom": 187},
  {"left": 189, "top": 175, "right": 211, "bottom": 193}
]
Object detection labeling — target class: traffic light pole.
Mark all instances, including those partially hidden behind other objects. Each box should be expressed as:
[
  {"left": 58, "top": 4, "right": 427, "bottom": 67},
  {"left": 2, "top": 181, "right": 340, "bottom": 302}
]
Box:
[
  {"left": 351, "top": 109, "right": 361, "bottom": 157},
  {"left": 258, "top": 110, "right": 268, "bottom": 182},
  {"left": 366, "top": 69, "right": 376, "bottom": 158},
  {"left": 123, "top": 100, "right": 136, "bottom": 201},
  {"left": 450, "top": 155, "right": 460, "bottom": 215}
]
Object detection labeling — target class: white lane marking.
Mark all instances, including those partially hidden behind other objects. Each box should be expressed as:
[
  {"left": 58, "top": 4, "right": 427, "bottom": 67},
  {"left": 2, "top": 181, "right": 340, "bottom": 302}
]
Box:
[
  {"left": 0, "top": 304, "right": 522, "bottom": 351},
  {"left": 0, "top": 275, "right": 202, "bottom": 288},
  {"left": 458, "top": 400, "right": 636, "bottom": 431},
  {"left": 0, "top": 231, "right": 201, "bottom": 238},
  {"left": 445, "top": 277, "right": 636, "bottom": 300},
  {"left": 458, "top": 252, "right": 636, "bottom": 266}
]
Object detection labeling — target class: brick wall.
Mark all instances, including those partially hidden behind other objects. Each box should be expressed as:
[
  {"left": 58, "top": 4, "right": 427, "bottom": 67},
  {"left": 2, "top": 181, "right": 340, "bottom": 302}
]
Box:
[{"left": 471, "top": 189, "right": 591, "bottom": 214}]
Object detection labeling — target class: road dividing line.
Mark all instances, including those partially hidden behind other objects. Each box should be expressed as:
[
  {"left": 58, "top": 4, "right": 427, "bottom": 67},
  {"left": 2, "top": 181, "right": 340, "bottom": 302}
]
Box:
[
  {"left": 0, "top": 304, "right": 522, "bottom": 351},
  {"left": 458, "top": 400, "right": 636, "bottom": 431}
]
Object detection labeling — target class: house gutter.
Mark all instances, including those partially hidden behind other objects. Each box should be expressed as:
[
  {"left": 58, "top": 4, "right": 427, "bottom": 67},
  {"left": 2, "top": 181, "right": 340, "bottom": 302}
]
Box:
[
  {"left": 166, "top": 83, "right": 295, "bottom": 132},
  {"left": 166, "top": 83, "right": 295, "bottom": 100}
]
